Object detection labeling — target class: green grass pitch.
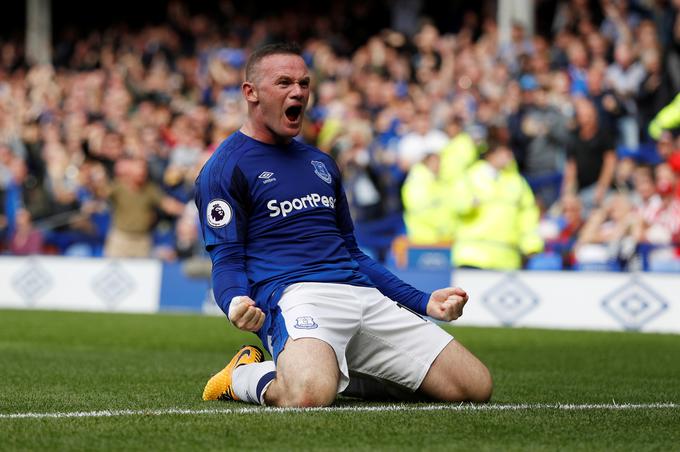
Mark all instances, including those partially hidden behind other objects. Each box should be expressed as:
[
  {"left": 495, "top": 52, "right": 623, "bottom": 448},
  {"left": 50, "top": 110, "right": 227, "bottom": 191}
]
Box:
[{"left": 1, "top": 309, "right": 679, "bottom": 451}]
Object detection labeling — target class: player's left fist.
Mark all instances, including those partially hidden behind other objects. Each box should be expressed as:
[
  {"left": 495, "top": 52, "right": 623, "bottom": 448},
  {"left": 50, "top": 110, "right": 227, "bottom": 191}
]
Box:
[{"left": 426, "top": 287, "right": 468, "bottom": 321}]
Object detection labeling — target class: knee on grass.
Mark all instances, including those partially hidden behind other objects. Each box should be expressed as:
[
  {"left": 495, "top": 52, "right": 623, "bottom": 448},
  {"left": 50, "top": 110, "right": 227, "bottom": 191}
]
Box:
[
  {"left": 281, "top": 374, "right": 338, "bottom": 408},
  {"left": 448, "top": 365, "right": 493, "bottom": 403}
]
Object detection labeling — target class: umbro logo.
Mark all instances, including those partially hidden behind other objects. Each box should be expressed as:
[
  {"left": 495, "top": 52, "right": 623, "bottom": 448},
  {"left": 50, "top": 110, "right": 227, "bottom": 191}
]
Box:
[{"left": 258, "top": 171, "right": 277, "bottom": 184}]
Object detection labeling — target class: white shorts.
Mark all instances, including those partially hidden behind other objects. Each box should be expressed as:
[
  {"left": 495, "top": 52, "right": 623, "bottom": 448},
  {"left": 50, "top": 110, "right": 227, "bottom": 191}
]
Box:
[{"left": 276, "top": 282, "right": 453, "bottom": 393}]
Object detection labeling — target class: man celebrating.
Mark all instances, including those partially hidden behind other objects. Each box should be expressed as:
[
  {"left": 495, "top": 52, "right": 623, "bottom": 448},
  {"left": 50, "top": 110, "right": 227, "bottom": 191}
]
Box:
[{"left": 195, "top": 43, "right": 491, "bottom": 407}]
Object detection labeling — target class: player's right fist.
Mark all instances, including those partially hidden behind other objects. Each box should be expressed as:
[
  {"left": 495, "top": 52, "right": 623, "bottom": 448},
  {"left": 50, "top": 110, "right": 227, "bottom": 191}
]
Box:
[{"left": 228, "top": 296, "right": 265, "bottom": 332}]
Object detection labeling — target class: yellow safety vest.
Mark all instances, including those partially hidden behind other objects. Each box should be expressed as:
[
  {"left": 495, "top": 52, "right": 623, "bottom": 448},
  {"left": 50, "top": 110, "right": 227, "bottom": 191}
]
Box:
[
  {"left": 649, "top": 93, "right": 680, "bottom": 139},
  {"left": 439, "top": 132, "right": 478, "bottom": 187},
  {"left": 402, "top": 162, "right": 454, "bottom": 245},
  {"left": 451, "top": 160, "right": 543, "bottom": 269}
]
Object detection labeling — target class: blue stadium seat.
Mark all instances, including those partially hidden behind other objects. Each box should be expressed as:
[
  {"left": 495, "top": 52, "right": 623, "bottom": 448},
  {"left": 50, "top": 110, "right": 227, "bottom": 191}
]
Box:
[
  {"left": 526, "top": 253, "right": 563, "bottom": 270},
  {"left": 407, "top": 247, "right": 451, "bottom": 271},
  {"left": 648, "top": 259, "right": 680, "bottom": 273},
  {"left": 574, "top": 260, "right": 622, "bottom": 272},
  {"left": 63, "top": 243, "right": 94, "bottom": 257}
]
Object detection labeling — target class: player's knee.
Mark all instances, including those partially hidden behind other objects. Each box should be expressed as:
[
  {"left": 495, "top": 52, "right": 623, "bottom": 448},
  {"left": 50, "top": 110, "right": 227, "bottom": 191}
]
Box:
[
  {"left": 465, "top": 364, "right": 493, "bottom": 403},
  {"left": 287, "top": 374, "right": 337, "bottom": 407},
  {"left": 441, "top": 362, "right": 493, "bottom": 403}
]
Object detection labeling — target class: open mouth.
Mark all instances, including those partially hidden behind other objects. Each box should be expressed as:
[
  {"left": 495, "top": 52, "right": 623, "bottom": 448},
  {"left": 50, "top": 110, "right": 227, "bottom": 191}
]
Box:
[{"left": 285, "top": 105, "right": 302, "bottom": 122}]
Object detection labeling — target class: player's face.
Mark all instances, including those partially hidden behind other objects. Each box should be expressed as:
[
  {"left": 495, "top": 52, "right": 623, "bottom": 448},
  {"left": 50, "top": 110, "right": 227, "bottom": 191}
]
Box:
[{"left": 252, "top": 54, "right": 310, "bottom": 142}]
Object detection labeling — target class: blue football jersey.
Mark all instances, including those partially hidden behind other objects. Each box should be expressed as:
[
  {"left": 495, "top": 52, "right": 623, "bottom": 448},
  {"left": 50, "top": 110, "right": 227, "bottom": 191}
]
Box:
[{"left": 195, "top": 131, "right": 429, "bottom": 339}]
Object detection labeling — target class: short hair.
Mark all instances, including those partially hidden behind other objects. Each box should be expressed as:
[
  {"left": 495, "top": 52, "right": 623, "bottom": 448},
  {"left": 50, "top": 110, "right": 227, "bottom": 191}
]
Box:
[
  {"left": 482, "top": 125, "right": 510, "bottom": 156},
  {"left": 245, "top": 42, "right": 303, "bottom": 83}
]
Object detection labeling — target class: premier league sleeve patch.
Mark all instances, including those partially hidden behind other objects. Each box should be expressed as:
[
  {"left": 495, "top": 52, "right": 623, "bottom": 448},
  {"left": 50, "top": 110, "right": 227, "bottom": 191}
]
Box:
[{"left": 206, "top": 199, "right": 233, "bottom": 228}]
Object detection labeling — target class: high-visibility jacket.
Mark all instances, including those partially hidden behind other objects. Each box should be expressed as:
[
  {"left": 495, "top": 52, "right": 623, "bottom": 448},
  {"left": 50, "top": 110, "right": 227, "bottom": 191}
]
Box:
[
  {"left": 451, "top": 160, "right": 543, "bottom": 269},
  {"left": 439, "top": 132, "right": 478, "bottom": 187},
  {"left": 402, "top": 162, "right": 454, "bottom": 245},
  {"left": 649, "top": 93, "right": 680, "bottom": 139}
]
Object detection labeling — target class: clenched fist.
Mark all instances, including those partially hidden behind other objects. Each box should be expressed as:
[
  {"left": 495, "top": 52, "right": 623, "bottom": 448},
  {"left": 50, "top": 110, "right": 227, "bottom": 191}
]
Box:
[
  {"left": 228, "top": 296, "right": 266, "bottom": 332},
  {"left": 426, "top": 287, "right": 468, "bottom": 321}
]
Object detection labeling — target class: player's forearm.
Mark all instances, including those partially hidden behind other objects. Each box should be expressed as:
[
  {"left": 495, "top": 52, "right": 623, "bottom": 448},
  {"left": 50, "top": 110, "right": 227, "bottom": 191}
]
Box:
[{"left": 210, "top": 243, "right": 251, "bottom": 316}]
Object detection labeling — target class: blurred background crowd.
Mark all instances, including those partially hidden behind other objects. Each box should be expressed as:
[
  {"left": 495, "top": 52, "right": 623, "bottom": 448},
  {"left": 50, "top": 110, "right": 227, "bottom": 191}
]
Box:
[{"left": 1, "top": 0, "right": 679, "bottom": 272}]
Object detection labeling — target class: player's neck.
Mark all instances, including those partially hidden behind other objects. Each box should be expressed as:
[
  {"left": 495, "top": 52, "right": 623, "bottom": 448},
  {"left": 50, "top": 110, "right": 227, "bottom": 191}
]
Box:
[{"left": 240, "top": 121, "right": 292, "bottom": 146}]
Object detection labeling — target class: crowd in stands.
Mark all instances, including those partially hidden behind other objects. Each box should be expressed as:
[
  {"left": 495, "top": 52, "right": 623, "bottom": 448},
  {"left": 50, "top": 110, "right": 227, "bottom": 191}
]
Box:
[{"left": 1, "top": 0, "right": 680, "bottom": 272}]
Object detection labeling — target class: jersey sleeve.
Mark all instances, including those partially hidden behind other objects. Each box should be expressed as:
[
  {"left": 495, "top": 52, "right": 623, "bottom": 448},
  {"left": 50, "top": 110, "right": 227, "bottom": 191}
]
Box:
[
  {"left": 195, "top": 159, "right": 251, "bottom": 316},
  {"left": 195, "top": 160, "right": 249, "bottom": 248},
  {"left": 331, "top": 159, "right": 430, "bottom": 315}
]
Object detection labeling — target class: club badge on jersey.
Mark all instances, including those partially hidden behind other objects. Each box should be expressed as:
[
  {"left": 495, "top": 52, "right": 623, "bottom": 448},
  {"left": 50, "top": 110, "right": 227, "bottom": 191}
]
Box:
[
  {"left": 311, "top": 160, "right": 332, "bottom": 184},
  {"left": 207, "top": 199, "right": 233, "bottom": 228}
]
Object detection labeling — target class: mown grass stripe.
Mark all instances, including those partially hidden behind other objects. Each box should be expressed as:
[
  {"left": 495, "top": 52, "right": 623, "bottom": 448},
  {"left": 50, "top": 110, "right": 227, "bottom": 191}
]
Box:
[{"left": 2, "top": 403, "right": 678, "bottom": 419}]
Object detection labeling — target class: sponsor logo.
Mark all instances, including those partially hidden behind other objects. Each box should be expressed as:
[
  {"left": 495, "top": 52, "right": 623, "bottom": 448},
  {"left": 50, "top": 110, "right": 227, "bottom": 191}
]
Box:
[
  {"left": 207, "top": 199, "right": 232, "bottom": 228},
  {"left": 601, "top": 277, "right": 669, "bottom": 331},
  {"left": 311, "top": 160, "right": 332, "bottom": 184},
  {"left": 91, "top": 262, "right": 135, "bottom": 308},
  {"left": 481, "top": 274, "right": 539, "bottom": 326},
  {"left": 235, "top": 348, "right": 251, "bottom": 362},
  {"left": 294, "top": 316, "right": 318, "bottom": 329},
  {"left": 11, "top": 258, "right": 53, "bottom": 306},
  {"left": 259, "top": 171, "right": 277, "bottom": 184},
  {"left": 267, "top": 193, "right": 336, "bottom": 218}
]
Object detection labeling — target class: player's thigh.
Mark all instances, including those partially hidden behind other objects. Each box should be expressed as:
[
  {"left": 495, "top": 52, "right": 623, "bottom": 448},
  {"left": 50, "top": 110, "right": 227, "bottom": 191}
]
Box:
[
  {"left": 274, "top": 282, "right": 361, "bottom": 392},
  {"left": 274, "top": 337, "right": 340, "bottom": 404},
  {"left": 347, "top": 290, "right": 453, "bottom": 391},
  {"left": 418, "top": 339, "right": 492, "bottom": 402}
]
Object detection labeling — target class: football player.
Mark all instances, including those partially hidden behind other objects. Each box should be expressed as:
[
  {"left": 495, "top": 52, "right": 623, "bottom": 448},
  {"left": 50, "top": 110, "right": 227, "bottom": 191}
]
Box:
[{"left": 196, "top": 43, "right": 492, "bottom": 407}]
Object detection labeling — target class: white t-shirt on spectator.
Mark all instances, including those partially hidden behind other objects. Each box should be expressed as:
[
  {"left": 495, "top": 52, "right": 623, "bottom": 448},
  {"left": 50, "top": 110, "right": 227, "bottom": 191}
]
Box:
[{"left": 397, "top": 129, "right": 448, "bottom": 168}]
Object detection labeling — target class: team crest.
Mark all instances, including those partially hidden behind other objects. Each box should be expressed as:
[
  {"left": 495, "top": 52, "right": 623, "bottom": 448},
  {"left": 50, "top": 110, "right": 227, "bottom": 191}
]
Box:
[
  {"left": 294, "top": 316, "right": 318, "bottom": 329},
  {"left": 206, "top": 199, "right": 232, "bottom": 228},
  {"left": 311, "top": 160, "right": 332, "bottom": 184}
]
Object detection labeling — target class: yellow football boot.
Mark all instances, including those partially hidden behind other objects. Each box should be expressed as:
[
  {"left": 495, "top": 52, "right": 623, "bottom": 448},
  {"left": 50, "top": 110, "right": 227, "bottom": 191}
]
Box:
[{"left": 202, "top": 345, "right": 265, "bottom": 401}]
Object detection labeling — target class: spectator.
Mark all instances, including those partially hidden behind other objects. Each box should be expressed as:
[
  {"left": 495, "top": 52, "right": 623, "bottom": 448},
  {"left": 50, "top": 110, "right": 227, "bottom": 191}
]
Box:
[
  {"left": 8, "top": 208, "right": 44, "bottom": 255},
  {"left": 450, "top": 127, "right": 543, "bottom": 270},
  {"left": 574, "top": 193, "right": 637, "bottom": 269},
  {"left": 636, "top": 50, "right": 672, "bottom": 142},
  {"left": 401, "top": 153, "right": 452, "bottom": 245},
  {"left": 635, "top": 163, "right": 680, "bottom": 269},
  {"left": 566, "top": 39, "right": 590, "bottom": 96},
  {"left": 335, "top": 120, "right": 383, "bottom": 222},
  {"left": 509, "top": 75, "right": 570, "bottom": 209},
  {"left": 396, "top": 113, "right": 448, "bottom": 172},
  {"left": 104, "top": 158, "right": 185, "bottom": 258},
  {"left": 562, "top": 98, "right": 617, "bottom": 212},
  {"left": 540, "top": 193, "right": 585, "bottom": 269},
  {"left": 498, "top": 22, "right": 534, "bottom": 75},
  {"left": 438, "top": 115, "right": 478, "bottom": 188},
  {"left": 586, "top": 61, "right": 622, "bottom": 133},
  {"left": 600, "top": 0, "right": 643, "bottom": 44},
  {"left": 605, "top": 41, "right": 646, "bottom": 150},
  {"left": 631, "top": 164, "right": 661, "bottom": 218}
]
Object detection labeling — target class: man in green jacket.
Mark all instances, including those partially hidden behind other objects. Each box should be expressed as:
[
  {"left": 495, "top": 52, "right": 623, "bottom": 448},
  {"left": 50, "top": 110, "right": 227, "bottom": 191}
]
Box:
[
  {"left": 402, "top": 153, "right": 454, "bottom": 245},
  {"left": 451, "top": 129, "right": 543, "bottom": 269}
]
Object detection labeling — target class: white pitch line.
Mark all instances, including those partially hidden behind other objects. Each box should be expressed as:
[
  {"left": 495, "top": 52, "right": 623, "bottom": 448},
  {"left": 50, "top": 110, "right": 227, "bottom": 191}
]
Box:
[{"left": 1, "top": 403, "right": 678, "bottom": 420}]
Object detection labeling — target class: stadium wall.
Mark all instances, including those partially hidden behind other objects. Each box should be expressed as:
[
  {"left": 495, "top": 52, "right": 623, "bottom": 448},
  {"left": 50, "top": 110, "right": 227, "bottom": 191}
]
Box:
[{"left": 0, "top": 257, "right": 678, "bottom": 334}]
